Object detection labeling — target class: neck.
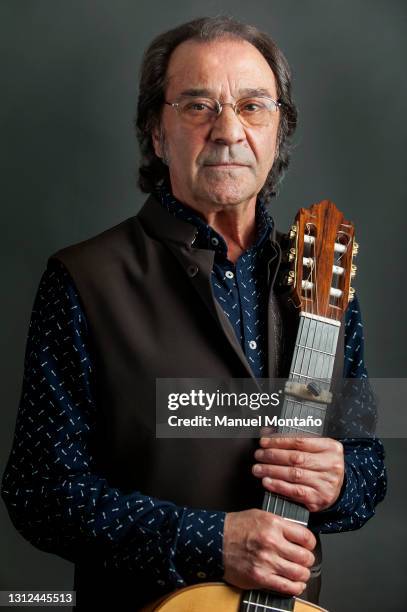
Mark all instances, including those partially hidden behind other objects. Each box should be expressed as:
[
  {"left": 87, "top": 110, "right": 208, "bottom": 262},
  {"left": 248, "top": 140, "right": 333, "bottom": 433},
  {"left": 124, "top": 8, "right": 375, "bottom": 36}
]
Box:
[
  {"left": 171, "top": 187, "right": 258, "bottom": 263},
  {"left": 207, "top": 203, "right": 257, "bottom": 263}
]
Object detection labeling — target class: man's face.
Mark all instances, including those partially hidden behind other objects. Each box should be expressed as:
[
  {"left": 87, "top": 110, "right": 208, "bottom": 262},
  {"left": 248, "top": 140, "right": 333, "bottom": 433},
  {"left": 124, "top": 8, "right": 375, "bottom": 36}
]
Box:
[{"left": 152, "top": 38, "right": 280, "bottom": 210}]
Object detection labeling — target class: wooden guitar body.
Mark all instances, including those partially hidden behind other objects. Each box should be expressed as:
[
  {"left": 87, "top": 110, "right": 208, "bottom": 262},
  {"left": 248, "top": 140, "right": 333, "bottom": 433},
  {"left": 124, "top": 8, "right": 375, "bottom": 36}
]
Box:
[{"left": 140, "top": 582, "right": 327, "bottom": 612}]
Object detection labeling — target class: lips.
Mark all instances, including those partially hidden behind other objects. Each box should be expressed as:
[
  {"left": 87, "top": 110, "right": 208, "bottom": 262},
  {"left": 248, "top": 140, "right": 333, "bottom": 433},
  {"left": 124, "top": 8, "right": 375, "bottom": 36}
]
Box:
[{"left": 204, "top": 163, "right": 248, "bottom": 167}]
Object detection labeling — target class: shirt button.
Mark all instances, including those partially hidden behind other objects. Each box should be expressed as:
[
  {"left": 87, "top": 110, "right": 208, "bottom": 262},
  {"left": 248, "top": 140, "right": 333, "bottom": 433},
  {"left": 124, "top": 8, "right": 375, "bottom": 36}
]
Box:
[
  {"left": 196, "top": 571, "right": 207, "bottom": 579},
  {"left": 249, "top": 340, "right": 257, "bottom": 350},
  {"left": 211, "top": 237, "right": 219, "bottom": 246},
  {"left": 225, "top": 270, "right": 234, "bottom": 279},
  {"left": 187, "top": 264, "right": 199, "bottom": 277}
]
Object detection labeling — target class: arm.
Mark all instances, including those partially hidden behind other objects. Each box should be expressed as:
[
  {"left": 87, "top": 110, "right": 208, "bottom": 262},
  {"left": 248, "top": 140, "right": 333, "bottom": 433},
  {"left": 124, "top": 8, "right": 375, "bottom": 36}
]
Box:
[{"left": 1, "top": 258, "right": 225, "bottom": 589}]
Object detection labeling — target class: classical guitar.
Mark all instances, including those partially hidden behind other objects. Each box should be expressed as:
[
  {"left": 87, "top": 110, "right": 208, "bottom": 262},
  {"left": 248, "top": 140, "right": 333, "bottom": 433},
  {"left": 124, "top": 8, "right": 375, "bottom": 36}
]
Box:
[{"left": 141, "top": 200, "right": 357, "bottom": 612}]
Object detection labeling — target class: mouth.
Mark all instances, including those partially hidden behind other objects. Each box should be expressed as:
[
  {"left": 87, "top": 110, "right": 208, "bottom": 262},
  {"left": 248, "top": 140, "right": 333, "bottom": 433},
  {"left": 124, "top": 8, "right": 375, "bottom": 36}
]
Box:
[{"left": 204, "top": 163, "right": 248, "bottom": 168}]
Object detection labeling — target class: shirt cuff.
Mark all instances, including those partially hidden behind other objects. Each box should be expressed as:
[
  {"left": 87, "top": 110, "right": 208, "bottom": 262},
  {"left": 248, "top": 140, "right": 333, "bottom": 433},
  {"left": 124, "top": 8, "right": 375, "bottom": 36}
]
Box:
[{"left": 172, "top": 508, "right": 226, "bottom": 585}]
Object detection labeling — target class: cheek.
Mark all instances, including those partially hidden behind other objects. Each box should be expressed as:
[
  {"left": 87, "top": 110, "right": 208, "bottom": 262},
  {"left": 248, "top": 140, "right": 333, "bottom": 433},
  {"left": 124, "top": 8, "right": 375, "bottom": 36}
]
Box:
[
  {"left": 168, "top": 128, "right": 206, "bottom": 170},
  {"left": 246, "top": 129, "right": 278, "bottom": 169},
  {"left": 257, "top": 133, "right": 278, "bottom": 170}
]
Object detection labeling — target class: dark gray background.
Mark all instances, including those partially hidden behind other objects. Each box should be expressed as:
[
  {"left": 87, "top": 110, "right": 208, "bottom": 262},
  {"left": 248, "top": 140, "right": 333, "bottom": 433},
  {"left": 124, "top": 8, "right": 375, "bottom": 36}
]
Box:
[{"left": 1, "top": 1, "right": 406, "bottom": 611}]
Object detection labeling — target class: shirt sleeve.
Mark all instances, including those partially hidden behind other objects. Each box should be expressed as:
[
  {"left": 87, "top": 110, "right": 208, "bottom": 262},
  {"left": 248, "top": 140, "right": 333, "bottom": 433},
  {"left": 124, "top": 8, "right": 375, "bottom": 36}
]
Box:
[
  {"left": 309, "top": 294, "right": 387, "bottom": 533},
  {"left": 1, "top": 258, "right": 225, "bottom": 590}
]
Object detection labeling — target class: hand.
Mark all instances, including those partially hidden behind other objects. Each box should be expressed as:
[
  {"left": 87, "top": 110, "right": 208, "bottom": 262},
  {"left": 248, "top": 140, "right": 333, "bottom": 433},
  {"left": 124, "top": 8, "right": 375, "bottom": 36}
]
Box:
[
  {"left": 223, "top": 508, "right": 316, "bottom": 596},
  {"left": 252, "top": 437, "right": 345, "bottom": 513}
]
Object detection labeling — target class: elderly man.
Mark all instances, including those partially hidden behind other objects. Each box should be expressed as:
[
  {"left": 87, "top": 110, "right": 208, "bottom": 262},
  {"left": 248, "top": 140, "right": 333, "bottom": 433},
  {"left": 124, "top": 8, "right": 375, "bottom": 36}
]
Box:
[{"left": 2, "top": 16, "right": 386, "bottom": 611}]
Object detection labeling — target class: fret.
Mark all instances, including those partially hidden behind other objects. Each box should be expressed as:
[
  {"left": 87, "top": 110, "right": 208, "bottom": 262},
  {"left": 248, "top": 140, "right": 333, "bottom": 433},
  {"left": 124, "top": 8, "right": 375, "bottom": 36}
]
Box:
[
  {"left": 300, "top": 311, "right": 341, "bottom": 326},
  {"left": 295, "top": 344, "right": 335, "bottom": 357},
  {"left": 274, "top": 395, "right": 327, "bottom": 437},
  {"left": 284, "top": 517, "right": 308, "bottom": 526},
  {"left": 283, "top": 398, "right": 327, "bottom": 413},
  {"left": 289, "top": 371, "right": 331, "bottom": 381},
  {"left": 262, "top": 491, "right": 309, "bottom": 525},
  {"left": 279, "top": 426, "right": 322, "bottom": 436},
  {"left": 290, "top": 315, "right": 339, "bottom": 384}
]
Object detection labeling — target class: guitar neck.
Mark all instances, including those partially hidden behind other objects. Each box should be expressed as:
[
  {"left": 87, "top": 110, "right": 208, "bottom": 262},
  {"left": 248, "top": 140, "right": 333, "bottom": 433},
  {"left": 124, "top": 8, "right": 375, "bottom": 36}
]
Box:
[
  {"left": 262, "top": 311, "right": 340, "bottom": 518},
  {"left": 240, "top": 312, "right": 340, "bottom": 612}
]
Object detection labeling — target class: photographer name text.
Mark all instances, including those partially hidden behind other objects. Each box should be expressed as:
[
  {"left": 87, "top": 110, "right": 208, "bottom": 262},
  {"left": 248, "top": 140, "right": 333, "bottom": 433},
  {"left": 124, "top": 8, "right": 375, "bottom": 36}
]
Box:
[{"left": 167, "top": 415, "right": 323, "bottom": 428}]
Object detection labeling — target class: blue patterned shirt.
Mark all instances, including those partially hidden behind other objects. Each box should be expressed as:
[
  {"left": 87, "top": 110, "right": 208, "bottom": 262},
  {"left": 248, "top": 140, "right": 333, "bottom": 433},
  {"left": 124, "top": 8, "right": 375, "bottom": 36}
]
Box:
[
  {"left": 1, "top": 190, "right": 387, "bottom": 599},
  {"left": 155, "top": 182, "right": 275, "bottom": 378}
]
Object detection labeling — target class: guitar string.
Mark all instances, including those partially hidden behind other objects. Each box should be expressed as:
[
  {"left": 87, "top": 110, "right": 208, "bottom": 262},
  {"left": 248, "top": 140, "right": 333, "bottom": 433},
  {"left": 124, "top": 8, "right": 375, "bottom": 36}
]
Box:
[
  {"left": 261, "top": 316, "right": 324, "bottom": 611},
  {"left": 310, "top": 222, "right": 318, "bottom": 319},
  {"left": 332, "top": 227, "right": 345, "bottom": 318},
  {"left": 256, "top": 320, "right": 338, "bottom": 612},
  {"left": 260, "top": 317, "right": 315, "bottom": 611}
]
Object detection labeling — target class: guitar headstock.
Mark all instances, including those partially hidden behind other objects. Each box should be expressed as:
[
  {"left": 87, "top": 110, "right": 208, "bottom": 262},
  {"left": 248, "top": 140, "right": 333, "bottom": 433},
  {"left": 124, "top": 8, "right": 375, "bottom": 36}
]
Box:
[{"left": 279, "top": 200, "right": 358, "bottom": 321}]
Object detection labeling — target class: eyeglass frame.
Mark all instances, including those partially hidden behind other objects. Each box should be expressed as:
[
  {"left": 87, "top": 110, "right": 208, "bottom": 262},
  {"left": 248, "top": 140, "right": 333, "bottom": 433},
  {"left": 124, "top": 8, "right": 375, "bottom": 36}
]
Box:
[{"left": 163, "top": 94, "right": 282, "bottom": 125}]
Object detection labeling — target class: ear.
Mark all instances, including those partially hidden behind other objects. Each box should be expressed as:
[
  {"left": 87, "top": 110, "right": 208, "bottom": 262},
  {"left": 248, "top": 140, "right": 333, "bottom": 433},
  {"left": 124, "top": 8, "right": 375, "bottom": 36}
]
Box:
[{"left": 152, "top": 125, "right": 163, "bottom": 159}]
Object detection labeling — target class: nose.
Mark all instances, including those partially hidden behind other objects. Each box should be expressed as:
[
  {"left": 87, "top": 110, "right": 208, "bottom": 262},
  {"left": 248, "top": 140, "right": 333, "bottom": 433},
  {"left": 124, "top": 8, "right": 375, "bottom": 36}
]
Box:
[{"left": 209, "top": 104, "right": 246, "bottom": 146}]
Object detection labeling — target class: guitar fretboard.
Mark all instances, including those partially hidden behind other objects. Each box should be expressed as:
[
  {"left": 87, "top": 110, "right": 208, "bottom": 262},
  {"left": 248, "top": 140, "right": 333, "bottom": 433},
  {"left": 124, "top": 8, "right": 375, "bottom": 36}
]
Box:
[{"left": 240, "top": 312, "right": 340, "bottom": 612}]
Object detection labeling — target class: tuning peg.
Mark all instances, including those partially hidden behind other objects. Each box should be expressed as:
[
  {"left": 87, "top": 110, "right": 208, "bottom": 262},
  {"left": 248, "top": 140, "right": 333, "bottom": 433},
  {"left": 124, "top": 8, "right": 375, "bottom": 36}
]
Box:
[
  {"left": 289, "top": 224, "right": 297, "bottom": 239},
  {"left": 288, "top": 247, "right": 296, "bottom": 262},
  {"left": 350, "top": 264, "right": 357, "bottom": 279},
  {"left": 348, "top": 286, "right": 356, "bottom": 301},
  {"left": 352, "top": 241, "right": 359, "bottom": 256},
  {"left": 286, "top": 271, "right": 295, "bottom": 285}
]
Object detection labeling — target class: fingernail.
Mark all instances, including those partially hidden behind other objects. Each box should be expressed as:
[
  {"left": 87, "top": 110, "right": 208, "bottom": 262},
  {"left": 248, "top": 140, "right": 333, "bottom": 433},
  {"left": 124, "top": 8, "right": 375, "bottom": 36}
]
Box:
[
  {"left": 253, "top": 464, "right": 262, "bottom": 475},
  {"left": 263, "top": 477, "right": 272, "bottom": 485}
]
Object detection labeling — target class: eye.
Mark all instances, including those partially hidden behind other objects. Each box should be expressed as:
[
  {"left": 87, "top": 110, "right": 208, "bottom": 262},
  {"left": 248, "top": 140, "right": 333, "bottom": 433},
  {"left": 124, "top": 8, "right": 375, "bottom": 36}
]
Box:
[
  {"left": 240, "top": 101, "right": 266, "bottom": 113},
  {"left": 182, "top": 99, "right": 216, "bottom": 113},
  {"left": 187, "top": 103, "right": 210, "bottom": 111}
]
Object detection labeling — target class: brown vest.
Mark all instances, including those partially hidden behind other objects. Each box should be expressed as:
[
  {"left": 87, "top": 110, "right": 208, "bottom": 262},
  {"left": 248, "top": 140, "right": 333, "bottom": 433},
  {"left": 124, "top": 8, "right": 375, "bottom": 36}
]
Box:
[{"left": 50, "top": 194, "right": 342, "bottom": 608}]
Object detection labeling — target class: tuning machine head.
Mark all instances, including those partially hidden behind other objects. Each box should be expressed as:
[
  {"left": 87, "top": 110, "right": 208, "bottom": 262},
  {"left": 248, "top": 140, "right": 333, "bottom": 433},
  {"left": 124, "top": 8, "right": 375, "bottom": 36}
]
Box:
[
  {"left": 289, "top": 224, "right": 297, "bottom": 240},
  {"left": 283, "top": 247, "right": 297, "bottom": 263}
]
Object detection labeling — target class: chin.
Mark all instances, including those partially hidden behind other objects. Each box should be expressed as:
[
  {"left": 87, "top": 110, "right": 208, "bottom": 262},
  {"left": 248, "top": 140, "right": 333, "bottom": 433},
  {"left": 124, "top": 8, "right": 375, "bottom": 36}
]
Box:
[
  {"left": 208, "top": 193, "right": 248, "bottom": 206},
  {"left": 199, "top": 179, "right": 256, "bottom": 206}
]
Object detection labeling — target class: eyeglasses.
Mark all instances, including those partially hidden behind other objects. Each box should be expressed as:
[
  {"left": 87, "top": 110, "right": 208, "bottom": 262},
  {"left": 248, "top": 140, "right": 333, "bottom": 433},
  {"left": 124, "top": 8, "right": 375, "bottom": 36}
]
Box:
[{"left": 164, "top": 95, "right": 281, "bottom": 128}]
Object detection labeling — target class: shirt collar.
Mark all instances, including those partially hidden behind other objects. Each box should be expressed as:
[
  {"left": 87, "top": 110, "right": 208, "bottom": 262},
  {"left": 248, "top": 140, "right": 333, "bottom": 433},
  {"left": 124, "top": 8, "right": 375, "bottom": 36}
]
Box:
[{"left": 154, "top": 180, "right": 274, "bottom": 260}]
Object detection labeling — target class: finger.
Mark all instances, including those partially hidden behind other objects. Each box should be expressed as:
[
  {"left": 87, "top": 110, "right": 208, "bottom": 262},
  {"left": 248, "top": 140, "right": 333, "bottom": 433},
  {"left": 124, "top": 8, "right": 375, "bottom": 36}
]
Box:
[
  {"left": 252, "top": 464, "right": 326, "bottom": 489},
  {"left": 254, "top": 447, "right": 322, "bottom": 470},
  {"left": 272, "top": 556, "right": 311, "bottom": 583},
  {"left": 274, "top": 538, "right": 315, "bottom": 568},
  {"left": 259, "top": 426, "right": 278, "bottom": 438},
  {"left": 262, "top": 477, "right": 318, "bottom": 510},
  {"left": 279, "top": 519, "right": 317, "bottom": 550},
  {"left": 259, "top": 574, "right": 307, "bottom": 598}
]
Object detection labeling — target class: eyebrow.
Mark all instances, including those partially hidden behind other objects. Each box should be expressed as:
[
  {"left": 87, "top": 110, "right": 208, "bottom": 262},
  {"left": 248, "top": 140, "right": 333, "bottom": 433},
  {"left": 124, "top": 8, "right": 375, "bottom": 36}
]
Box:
[{"left": 178, "top": 87, "right": 274, "bottom": 98}]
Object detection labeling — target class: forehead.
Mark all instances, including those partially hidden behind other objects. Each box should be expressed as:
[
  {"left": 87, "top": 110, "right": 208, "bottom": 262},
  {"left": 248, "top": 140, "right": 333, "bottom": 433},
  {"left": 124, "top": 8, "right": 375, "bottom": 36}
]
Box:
[{"left": 165, "top": 38, "right": 278, "bottom": 98}]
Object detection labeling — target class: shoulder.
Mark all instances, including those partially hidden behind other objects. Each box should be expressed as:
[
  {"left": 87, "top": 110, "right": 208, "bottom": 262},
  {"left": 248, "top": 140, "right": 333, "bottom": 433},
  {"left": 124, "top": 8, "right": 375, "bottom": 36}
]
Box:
[{"left": 49, "top": 214, "right": 144, "bottom": 272}]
